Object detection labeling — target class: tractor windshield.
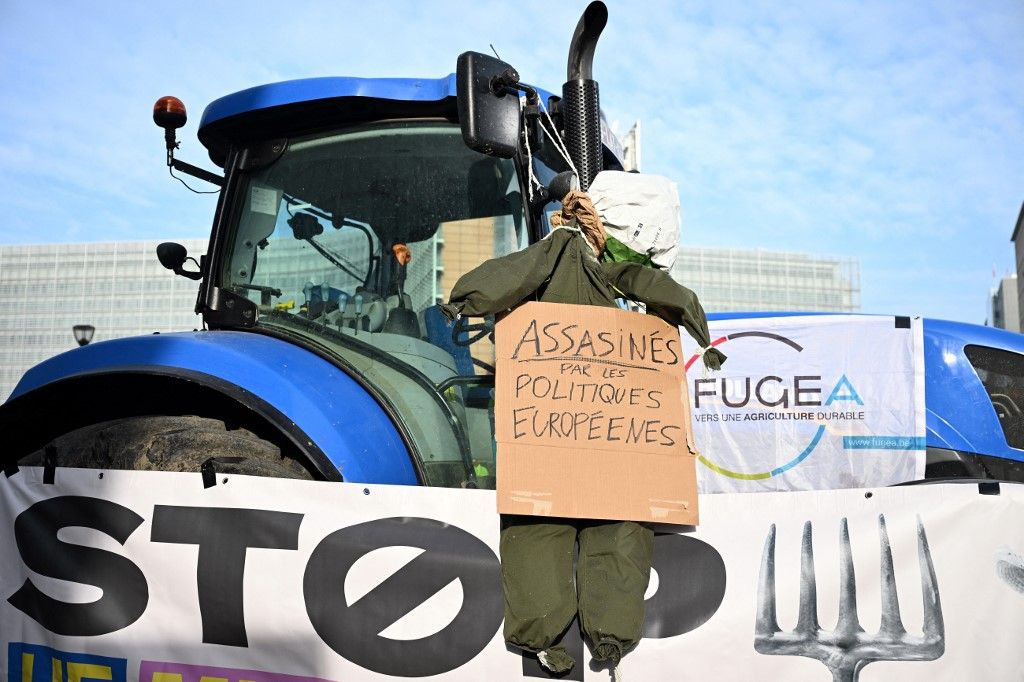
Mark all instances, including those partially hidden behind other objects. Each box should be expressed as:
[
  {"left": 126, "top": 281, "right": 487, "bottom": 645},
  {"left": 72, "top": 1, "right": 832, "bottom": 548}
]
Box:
[{"left": 223, "top": 121, "right": 526, "bottom": 488}]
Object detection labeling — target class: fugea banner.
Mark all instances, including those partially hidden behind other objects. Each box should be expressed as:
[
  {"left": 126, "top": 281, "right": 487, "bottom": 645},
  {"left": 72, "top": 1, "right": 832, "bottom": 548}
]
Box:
[
  {"left": 681, "top": 315, "right": 926, "bottom": 493},
  {"left": 1, "top": 469, "right": 1022, "bottom": 681}
]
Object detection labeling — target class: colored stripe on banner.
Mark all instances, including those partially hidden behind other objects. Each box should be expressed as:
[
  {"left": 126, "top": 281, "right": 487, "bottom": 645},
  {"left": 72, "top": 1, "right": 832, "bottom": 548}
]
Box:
[
  {"left": 699, "top": 425, "right": 827, "bottom": 480},
  {"left": 842, "top": 436, "right": 926, "bottom": 450},
  {"left": 8, "top": 643, "right": 127, "bottom": 682},
  {"left": 139, "top": 661, "right": 335, "bottom": 682}
]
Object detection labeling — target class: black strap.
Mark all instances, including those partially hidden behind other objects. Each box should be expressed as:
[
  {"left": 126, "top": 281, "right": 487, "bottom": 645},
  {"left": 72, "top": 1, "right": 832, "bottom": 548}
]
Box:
[
  {"left": 200, "top": 457, "right": 246, "bottom": 489},
  {"left": 978, "top": 481, "right": 1001, "bottom": 496},
  {"left": 43, "top": 446, "right": 57, "bottom": 484}
]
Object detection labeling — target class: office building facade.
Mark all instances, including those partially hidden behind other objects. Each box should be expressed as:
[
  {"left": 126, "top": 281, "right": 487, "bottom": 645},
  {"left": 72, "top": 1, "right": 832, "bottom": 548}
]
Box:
[
  {"left": 672, "top": 247, "right": 860, "bottom": 313},
  {"left": 0, "top": 238, "right": 860, "bottom": 400},
  {"left": 990, "top": 275, "right": 1021, "bottom": 333},
  {"left": 0, "top": 239, "right": 207, "bottom": 401},
  {"left": 1012, "top": 202, "right": 1024, "bottom": 332}
]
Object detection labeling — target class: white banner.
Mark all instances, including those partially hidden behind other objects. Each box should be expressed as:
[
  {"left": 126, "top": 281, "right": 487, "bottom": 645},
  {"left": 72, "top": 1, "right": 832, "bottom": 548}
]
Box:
[
  {"left": 2, "top": 469, "right": 1022, "bottom": 681},
  {"left": 682, "top": 315, "right": 926, "bottom": 493}
]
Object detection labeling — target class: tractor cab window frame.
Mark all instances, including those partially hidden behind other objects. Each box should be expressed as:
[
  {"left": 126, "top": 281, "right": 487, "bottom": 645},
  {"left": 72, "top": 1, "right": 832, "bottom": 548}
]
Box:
[
  {"left": 209, "top": 119, "right": 531, "bottom": 489},
  {"left": 964, "top": 344, "right": 1024, "bottom": 450}
]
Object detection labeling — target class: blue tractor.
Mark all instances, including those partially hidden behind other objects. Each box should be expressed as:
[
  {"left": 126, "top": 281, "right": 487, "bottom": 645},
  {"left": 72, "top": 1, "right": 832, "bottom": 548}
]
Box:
[
  {"left": 1, "top": 1, "right": 1021, "bottom": 486},
  {"left": 0, "top": 4, "right": 615, "bottom": 486}
]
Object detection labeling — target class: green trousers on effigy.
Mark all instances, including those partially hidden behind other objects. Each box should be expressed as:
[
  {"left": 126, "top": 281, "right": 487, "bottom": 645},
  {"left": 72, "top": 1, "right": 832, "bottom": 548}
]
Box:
[{"left": 500, "top": 515, "right": 655, "bottom": 670}]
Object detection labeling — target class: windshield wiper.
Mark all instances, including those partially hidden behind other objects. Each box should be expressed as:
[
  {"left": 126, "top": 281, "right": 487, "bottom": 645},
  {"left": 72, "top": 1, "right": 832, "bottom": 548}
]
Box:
[
  {"left": 304, "top": 236, "right": 365, "bottom": 282},
  {"left": 283, "top": 194, "right": 378, "bottom": 289}
]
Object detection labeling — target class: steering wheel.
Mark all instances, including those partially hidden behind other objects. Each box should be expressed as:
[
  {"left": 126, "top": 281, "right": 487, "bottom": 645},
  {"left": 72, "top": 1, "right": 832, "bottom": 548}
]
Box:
[{"left": 452, "top": 314, "right": 494, "bottom": 347}]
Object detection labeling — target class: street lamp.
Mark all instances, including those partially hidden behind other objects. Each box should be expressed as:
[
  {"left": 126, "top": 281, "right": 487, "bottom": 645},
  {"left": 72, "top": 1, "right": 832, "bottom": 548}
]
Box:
[{"left": 73, "top": 325, "right": 95, "bottom": 347}]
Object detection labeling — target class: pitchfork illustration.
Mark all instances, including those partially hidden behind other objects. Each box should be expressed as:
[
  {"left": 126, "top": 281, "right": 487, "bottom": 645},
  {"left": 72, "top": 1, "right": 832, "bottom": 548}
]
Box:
[{"left": 755, "top": 515, "right": 944, "bottom": 681}]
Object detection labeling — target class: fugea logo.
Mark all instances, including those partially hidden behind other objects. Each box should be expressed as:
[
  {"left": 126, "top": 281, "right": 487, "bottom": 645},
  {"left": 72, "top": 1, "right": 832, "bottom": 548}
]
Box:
[
  {"left": 686, "top": 330, "right": 869, "bottom": 481},
  {"left": 694, "top": 373, "right": 863, "bottom": 409},
  {"left": 688, "top": 330, "right": 864, "bottom": 410}
]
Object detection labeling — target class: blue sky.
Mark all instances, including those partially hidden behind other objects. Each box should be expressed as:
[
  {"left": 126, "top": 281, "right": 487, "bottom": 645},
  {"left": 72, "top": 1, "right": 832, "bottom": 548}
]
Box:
[{"left": 0, "top": 0, "right": 1021, "bottom": 324}]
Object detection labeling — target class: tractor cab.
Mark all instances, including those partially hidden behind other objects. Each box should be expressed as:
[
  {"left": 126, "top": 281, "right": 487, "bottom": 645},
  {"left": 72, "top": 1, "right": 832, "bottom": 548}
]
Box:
[
  {"left": 203, "top": 99, "right": 550, "bottom": 489},
  {"left": 152, "top": 89, "right": 605, "bottom": 487},
  {"left": 148, "top": 4, "right": 615, "bottom": 488}
]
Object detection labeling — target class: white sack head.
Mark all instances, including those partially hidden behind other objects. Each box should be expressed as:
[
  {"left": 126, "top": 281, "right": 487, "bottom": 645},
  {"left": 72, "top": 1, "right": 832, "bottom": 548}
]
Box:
[{"left": 588, "top": 170, "right": 681, "bottom": 269}]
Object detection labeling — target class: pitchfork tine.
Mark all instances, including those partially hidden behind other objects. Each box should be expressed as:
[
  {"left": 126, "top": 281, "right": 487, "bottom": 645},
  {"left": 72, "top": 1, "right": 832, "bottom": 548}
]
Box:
[
  {"left": 795, "top": 520, "right": 819, "bottom": 635},
  {"left": 835, "top": 517, "right": 862, "bottom": 639},
  {"left": 917, "top": 515, "right": 945, "bottom": 644},
  {"left": 756, "top": 523, "right": 780, "bottom": 636},
  {"left": 877, "top": 514, "right": 906, "bottom": 637},
  {"left": 754, "top": 517, "right": 945, "bottom": 679}
]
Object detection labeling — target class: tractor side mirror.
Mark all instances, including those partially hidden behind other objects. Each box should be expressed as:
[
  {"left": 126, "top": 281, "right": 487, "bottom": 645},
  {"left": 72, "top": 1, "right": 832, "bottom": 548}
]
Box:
[
  {"left": 456, "top": 51, "right": 522, "bottom": 158},
  {"left": 157, "top": 242, "right": 203, "bottom": 281},
  {"left": 156, "top": 242, "right": 188, "bottom": 271}
]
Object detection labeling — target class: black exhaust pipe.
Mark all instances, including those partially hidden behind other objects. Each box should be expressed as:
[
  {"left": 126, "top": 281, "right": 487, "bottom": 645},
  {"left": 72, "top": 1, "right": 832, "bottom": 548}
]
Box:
[{"left": 562, "top": 1, "right": 607, "bottom": 191}]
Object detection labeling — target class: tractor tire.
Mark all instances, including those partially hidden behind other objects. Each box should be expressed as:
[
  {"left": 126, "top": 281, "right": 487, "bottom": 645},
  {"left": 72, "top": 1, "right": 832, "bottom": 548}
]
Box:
[{"left": 22, "top": 415, "right": 313, "bottom": 480}]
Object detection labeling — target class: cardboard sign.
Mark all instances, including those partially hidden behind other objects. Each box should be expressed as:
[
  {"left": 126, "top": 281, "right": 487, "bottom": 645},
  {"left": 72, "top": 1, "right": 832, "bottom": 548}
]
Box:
[{"left": 495, "top": 301, "right": 699, "bottom": 525}]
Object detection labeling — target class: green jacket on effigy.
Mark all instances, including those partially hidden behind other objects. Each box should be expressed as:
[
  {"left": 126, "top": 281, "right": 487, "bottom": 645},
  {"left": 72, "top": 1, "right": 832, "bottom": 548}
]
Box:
[{"left": 441, "top": 227, "right": 726, "bottom": 370}]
